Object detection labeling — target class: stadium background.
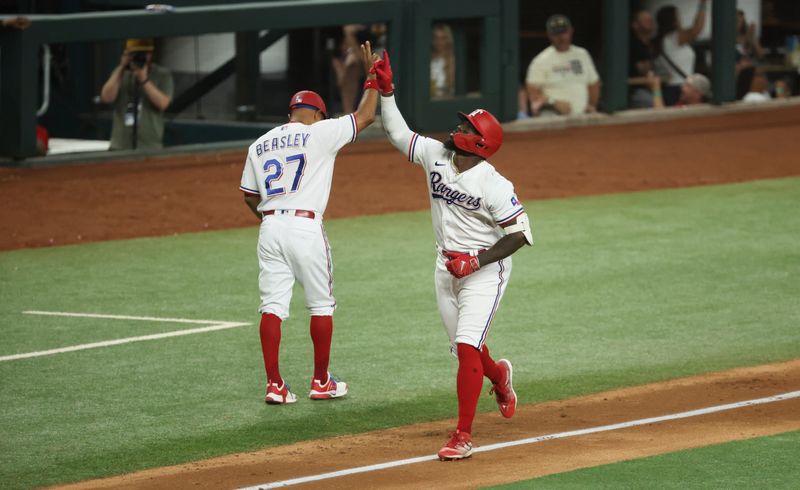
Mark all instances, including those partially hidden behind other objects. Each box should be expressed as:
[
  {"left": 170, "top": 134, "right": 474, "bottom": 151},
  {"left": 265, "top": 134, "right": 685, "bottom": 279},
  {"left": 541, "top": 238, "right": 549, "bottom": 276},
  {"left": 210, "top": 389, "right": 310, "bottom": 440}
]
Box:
[{"left": 1, "top": 1, "right": 800, "bottom": 489}]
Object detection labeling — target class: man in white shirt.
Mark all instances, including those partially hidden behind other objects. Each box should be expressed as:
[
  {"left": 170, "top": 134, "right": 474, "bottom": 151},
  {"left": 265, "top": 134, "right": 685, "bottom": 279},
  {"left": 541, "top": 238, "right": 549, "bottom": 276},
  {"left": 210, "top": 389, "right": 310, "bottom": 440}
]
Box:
[{"left": 525, "top": 15, "right": 601, "bottom": 116}]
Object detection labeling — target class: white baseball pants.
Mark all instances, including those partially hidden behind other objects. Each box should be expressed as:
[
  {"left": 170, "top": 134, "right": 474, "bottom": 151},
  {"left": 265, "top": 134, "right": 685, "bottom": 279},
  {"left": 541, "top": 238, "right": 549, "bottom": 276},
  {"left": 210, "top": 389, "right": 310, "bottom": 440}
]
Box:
[
  {"left": 435, "top": 254, "right": 511, "bottom": 350},
  {"left": 257, "top": 213, "right": 336, "bottom": 320}
]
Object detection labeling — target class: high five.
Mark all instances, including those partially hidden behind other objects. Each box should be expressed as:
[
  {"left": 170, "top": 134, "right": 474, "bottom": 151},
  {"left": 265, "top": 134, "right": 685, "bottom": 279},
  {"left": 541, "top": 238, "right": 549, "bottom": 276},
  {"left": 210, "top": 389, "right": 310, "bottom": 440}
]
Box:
[
  {"left": 240, "top": 42, "right": 380, "bottom": 404},
  {"left": 372, "top": 50, "right": 533, "bottom": 460}
]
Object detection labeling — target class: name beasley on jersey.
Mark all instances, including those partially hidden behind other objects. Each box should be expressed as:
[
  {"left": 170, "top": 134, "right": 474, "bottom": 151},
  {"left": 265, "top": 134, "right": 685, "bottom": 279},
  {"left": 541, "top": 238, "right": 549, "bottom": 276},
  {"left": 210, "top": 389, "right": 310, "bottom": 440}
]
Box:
[
  {"left": 429, "top": 172, "right": 481, "bottom": 210},
  {"left": 255, "top": 132, "right": 310, "bottom": 157}
]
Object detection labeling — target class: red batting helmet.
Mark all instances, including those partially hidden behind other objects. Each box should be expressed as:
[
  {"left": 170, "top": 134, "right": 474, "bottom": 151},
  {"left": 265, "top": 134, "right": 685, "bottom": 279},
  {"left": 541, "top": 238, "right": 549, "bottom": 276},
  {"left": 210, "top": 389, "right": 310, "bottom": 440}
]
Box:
[
  {"left": 452, "top": 109, "right": 503, "bottom": 159},
  {"left": 289, "top": 90, "right": 327, "bottom": 118}
]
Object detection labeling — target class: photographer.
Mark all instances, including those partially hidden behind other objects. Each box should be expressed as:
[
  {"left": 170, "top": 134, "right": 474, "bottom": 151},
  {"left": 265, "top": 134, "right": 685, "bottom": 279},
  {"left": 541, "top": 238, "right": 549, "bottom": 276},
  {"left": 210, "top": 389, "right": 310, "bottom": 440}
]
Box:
[{"left": 100, "top": 38, "right": 173, "bottom": 150}]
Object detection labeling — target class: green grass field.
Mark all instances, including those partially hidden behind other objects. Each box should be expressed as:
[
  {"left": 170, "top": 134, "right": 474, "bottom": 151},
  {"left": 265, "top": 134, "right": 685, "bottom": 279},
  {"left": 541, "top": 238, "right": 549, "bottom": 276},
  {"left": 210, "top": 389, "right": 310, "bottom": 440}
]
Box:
[
  {"left": 1, "top": 178, "right": 799, "bottom": 488},
  {"left": 489, "top": 430, "right": 800, "bottom": 489}
]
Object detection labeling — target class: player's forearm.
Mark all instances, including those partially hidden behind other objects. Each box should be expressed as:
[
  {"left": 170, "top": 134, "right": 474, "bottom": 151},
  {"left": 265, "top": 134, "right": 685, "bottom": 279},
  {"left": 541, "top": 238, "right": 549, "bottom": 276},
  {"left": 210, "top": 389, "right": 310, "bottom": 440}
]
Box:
[
  {"left": 244, "top": 195, "right": 261, "bottom": 220},
  {"left": 379, "top": 94, "right": 415, "bottom": 154},
  {"left": 354, "top": 79, "right": 378, "bottom": 130},
  {"left": 477, "top": 232, "right": 527, "bottom": 268}
]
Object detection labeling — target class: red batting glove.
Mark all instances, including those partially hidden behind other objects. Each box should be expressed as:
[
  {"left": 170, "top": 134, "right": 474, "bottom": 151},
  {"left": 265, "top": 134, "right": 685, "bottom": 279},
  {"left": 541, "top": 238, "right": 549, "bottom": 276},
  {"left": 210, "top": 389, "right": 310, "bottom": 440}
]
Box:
[
  {"left": 370, "top": 50, "right": 393, "bottom": 94},
  {"left": 444, "top": 252, "right": 480, "bottom": 279}
]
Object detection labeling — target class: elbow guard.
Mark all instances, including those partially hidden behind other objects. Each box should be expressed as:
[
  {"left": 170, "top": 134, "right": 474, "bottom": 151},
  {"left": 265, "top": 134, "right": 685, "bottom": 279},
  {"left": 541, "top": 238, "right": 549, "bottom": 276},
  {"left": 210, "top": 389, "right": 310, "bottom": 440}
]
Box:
[{"left": 503, "top": 212, "right": 533, "bottom": 245}]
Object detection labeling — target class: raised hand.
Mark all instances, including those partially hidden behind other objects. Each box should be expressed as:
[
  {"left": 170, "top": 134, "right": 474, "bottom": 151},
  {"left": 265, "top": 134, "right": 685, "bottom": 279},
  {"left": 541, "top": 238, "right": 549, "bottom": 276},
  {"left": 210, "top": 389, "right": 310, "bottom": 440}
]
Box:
[
  {"left": 360, "top": 41, "right": 377, "bottom": 75},
  {"left": 370, "top": 50, "right": 394, "bottom": 95}
]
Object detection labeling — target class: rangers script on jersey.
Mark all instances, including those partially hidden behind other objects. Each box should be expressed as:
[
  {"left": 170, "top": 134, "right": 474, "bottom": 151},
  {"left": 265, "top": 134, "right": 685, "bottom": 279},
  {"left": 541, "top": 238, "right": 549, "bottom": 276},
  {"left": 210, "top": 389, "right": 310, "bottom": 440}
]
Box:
[{"left": 381, "top": 97, "right": 526, "bottom": 252}]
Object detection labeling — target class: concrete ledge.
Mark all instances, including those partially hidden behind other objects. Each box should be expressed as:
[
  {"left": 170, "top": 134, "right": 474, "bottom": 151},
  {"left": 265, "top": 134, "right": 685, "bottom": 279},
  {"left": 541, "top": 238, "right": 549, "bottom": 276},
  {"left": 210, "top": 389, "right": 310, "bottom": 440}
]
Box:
[
  {"left": 4, "top": 97, "right": 798, "bottom": 168},
  {"left": 504, "top": 96, "right": 800, "bottom": 133},
  {"left": 0, "top": 139, "right": 253, "bottom": 169}
]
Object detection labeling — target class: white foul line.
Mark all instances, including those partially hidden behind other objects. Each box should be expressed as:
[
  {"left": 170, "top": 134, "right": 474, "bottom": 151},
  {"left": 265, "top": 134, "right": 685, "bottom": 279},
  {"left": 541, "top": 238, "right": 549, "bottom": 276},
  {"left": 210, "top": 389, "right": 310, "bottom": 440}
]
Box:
[
  {"left": 22, "top": 310, "right": 235, "bottom": 325},
  {"left": 239, "top": 390, "right": 800, "bottom": 489},
  {"left": 0, "top": 311, "right": 249, "bottom": 362}
]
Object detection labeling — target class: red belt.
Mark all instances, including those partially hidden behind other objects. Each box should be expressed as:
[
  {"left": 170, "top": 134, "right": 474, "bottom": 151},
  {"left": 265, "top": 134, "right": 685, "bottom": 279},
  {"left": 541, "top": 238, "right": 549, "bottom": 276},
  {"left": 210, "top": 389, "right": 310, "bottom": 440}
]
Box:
[
  {"left": 263, "top": 209, "right": 316, "bottom": 219},
  {"left": 441, "top": 248, "right": 487, "bottom": 257}
]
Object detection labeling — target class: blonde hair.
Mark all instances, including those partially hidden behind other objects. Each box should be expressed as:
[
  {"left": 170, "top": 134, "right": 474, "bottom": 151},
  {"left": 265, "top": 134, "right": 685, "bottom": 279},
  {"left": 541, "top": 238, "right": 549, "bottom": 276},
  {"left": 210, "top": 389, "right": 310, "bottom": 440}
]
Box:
[{"left": 431, "top": 23, "right": 455, "bottom": 97}]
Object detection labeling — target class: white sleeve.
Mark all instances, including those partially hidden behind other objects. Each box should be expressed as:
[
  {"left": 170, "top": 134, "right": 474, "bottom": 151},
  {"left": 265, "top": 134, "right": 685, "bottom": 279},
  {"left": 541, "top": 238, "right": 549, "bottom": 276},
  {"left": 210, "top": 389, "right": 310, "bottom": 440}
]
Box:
[
  {"left": 315, "top": 114, "right": 358, "bottom": 153},
  {"left": 487, "top": 178, "right": 525, "bottom": 226},
  {"left": 582, "top": 49, "right": 600, "bottom": 84},
  {"left": 239, "top": 153, "right": 260, "bottom": 196},
  {"left": 380, "top": 94, "right": 443, "bottom": 166}
]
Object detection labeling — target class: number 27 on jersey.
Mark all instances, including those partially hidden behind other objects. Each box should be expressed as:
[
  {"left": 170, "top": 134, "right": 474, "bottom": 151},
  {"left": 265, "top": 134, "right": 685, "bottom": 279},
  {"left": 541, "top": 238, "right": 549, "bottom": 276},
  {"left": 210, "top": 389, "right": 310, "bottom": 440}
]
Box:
[{"left": 264, "top": 153, "right": 306, "bottom": 196}]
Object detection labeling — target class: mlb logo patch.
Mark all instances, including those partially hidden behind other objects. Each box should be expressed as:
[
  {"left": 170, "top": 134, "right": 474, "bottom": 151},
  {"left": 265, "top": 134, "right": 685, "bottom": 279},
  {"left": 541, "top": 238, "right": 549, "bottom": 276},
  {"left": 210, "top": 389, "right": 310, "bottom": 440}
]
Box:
[{"left": 511, "top": 195, "right": 519, "bottom": 206}]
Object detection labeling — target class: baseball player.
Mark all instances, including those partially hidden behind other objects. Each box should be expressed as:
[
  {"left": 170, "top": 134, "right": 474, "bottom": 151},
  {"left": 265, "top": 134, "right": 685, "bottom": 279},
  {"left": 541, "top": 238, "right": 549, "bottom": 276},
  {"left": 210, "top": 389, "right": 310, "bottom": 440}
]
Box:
[
  {"left": 240, "top": 42, "right": 380, "bottom": 405},
  {"left": 372, "top": 53, "right": 532, "bottom": 460}
]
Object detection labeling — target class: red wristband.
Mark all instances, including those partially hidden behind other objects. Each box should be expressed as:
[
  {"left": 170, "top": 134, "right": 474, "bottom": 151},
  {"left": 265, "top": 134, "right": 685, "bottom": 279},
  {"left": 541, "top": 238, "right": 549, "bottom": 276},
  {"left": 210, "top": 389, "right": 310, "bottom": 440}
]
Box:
[{"left": 363, "top": 79, "right": 380, "bottom": 91}]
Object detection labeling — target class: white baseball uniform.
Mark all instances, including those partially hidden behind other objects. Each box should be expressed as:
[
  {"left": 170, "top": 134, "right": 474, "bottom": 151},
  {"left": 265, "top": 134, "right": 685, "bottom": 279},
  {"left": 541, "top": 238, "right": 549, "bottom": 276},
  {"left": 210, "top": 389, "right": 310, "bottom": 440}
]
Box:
[
  {"left": 380, "top": 95, "right": 530, "bottom": 349},
  {"left": 240, "top": 114, "right": 359, "bottom": 320}
]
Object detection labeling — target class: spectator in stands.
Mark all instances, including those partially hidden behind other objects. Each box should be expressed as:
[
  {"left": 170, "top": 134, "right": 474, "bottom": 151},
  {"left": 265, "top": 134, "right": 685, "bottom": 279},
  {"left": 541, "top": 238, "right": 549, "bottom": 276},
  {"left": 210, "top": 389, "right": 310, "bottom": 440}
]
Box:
[
  {"left": 736, "top": 9, "right": 765, "bottom": 66},
  {"left": 332, "top": 25, "right": 365, "bottom": 114},
  {"left": 100, "top": 38, "right": 173, "bottom": 150},
  {"left": 4, "top": 17, "right": 50, "bottom": 155},
  {"left": 736, "top": 66, "right": 771, "bottom": 103},
  {"left": 370, "top": 23, "right": 388, "bottom": 57},
  {"left": 525, "top": 14, "right": 601, "bottom": 116},
  {"left": 2, "top": 16, "right": 32, "bottom": 30},
  {"left": 774, "top": 79, "right": 792, "bottom": 99},
  {"left": 35, "top": 124, "right": 49, "bottom": 156},
  {"left": 332, "top": 23, "right": 386, "bottom": 113},
  {"left": 430, "top": 23, "right": 456, "bottom": 99},
  {"left": 630, "top": 9, "right": 657, "bottom": 108},
  {"left": 648, "top": 70, "right": 710, "bottom": 108},
  {"left": 653, "top": 0, "right": 708, "bottom": 106},
  {"left": 517, "top": 86, "right": 532, "bottom": 119}
]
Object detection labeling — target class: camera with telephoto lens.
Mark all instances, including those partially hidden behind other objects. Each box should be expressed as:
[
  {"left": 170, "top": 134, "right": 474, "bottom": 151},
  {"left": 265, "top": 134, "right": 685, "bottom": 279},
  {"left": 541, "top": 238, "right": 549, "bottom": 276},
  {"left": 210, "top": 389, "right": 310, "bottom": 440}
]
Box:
[{"left": 129, "top": 51, "right": 148, "bottom": 69}]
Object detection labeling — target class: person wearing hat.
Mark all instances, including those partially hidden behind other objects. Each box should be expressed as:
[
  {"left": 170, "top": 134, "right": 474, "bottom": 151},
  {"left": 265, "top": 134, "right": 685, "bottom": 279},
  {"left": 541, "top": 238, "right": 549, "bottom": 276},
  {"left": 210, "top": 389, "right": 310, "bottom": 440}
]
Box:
[
  {"left": 100, "top": 38, "right": 174, "bottom": 150},
  {"left": 647, "top": 70, "right": 711, "bottom": 108},
  {"left": 525, "top": 14, "right": 601, "bottom": 116}
]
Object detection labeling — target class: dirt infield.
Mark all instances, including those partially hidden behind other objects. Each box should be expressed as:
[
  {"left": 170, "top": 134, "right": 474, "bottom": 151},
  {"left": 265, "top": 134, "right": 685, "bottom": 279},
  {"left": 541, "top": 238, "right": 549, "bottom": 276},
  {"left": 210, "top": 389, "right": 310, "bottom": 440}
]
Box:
[
  {"left": 6, "top": 107, "right": 800, "bottom": 488},
  {"left": 54, "top": 360, "right": 800, "bottom": 489},
  {"left": 2, "top": 106, "right": 799, "bottom": 251}
]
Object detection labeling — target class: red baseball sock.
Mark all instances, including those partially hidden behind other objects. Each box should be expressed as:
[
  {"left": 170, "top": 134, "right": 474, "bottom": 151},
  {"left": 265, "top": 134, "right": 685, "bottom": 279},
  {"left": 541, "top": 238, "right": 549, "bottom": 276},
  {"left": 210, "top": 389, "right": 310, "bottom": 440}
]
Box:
[
  {"left": 456, "top": 343, "right": 484, "bottom": 434},
  {"left": 310, "top": 315, "right": 333, "bottom": 382},
  {"left": 259, "top": 313, "right": 282, "bottom": 386},
  {"left": 480, "top": 344, "right": 501, "bottom": 384}
]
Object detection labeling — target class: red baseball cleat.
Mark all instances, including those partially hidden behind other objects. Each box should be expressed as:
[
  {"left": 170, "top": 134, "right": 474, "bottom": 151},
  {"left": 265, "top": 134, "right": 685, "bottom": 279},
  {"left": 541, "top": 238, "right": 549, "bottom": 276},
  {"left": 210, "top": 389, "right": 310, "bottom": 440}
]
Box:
[
  {"left": 438, "top": 430, "right": 473, "bottom": 461},
  {"left": 309, "top": 373, "right": 348, "bottom": 400},
  {"left": 264, "top": 381, "right": 297, "bottom": 405},
  {"left": 489, "top": 359, "right": 517, "bottom": 418}
]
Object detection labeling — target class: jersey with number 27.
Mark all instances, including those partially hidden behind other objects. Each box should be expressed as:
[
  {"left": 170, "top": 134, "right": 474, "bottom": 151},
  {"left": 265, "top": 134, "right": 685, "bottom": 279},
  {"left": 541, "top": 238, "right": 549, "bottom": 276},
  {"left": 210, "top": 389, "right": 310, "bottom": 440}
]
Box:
[{"left": 240, "top": 114, "right": 358, "bottom": 215}]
